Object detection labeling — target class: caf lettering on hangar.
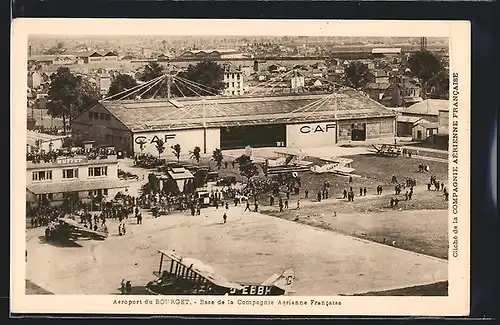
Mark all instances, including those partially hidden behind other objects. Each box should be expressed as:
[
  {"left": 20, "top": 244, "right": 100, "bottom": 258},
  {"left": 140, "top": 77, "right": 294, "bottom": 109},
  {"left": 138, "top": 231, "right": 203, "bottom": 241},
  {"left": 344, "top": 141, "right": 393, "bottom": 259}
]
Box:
[
  {"left": 135, "top": 134, "right": 176, "bottom": 145},
  {"left": 300, "top": 124, "right": 335, "bottom": 134}
]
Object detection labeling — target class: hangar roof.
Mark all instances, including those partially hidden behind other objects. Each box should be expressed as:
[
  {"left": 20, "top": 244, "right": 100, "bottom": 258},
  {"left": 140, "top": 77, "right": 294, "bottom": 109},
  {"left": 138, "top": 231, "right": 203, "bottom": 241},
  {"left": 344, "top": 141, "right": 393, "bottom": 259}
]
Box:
[{"left": 95, "top": 88, "right": 396, "bottom": 133}]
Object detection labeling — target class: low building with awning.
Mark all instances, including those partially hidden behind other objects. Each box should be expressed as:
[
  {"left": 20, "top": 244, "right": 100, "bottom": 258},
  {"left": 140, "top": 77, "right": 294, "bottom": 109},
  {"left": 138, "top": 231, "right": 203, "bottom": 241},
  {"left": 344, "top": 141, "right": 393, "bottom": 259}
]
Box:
[{"left": 26, "top": 154, "right": 128, "bottom": 207}]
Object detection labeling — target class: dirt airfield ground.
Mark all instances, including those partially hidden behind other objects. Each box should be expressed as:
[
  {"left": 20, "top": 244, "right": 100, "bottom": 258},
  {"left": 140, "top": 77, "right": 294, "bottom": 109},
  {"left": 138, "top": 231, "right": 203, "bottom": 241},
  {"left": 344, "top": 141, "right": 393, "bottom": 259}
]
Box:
[
  {"left": 25, "top": 151, "right": 450, "bottom": 296},
  {"left": 26, "top": 203, "right": 448, "bottom": 296}
]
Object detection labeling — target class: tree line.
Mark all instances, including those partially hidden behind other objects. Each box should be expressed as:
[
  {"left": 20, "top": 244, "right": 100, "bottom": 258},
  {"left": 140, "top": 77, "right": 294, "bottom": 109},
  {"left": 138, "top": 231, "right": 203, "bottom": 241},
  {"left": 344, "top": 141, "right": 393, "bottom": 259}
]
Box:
[{"left": 340, "top": 50, "right": 449, "bottom": 99}]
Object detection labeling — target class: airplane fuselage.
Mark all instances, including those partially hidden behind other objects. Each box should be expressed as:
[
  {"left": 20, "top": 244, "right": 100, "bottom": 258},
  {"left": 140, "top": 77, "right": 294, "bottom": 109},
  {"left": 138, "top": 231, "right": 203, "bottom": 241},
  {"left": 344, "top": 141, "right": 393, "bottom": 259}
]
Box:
[{"left": 228, "top": 284, "right": 284, "bottom": 296}]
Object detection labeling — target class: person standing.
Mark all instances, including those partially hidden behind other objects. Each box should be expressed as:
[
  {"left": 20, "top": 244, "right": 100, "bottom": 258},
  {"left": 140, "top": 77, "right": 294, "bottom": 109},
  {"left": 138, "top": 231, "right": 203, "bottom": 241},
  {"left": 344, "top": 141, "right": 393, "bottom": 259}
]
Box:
[
  {"left": 223, "top": 212, "right": 227, "bottom": 224},
  {"left": 343, "top": 189, "right": 348, "bottom": 199},
  {"left": 360, "top": 187, "right": 363, "bottom": 197},
  {"left": 125, "top": 281, "right": 132, "bottom": 295},
  {"left": 363, "top": 187, "right": 367, "bottom": 196},
  {"left": 254, "top": 200, "right": 259, "bottom": 212},
  {"left": 120, "top": 279, "right": 126, "bottom": 295},
  {"left": 304, "top": 189, "right": 309, "bottom": 199},
  {"left": 244, "top": 201, "right": 251, "bottom": 212}
]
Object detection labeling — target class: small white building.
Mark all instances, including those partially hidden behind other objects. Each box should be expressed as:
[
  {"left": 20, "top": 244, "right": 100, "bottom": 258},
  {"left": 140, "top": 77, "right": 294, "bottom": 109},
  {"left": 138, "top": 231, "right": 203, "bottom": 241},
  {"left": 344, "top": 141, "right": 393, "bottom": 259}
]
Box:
[
  {"left": 438, "top": 108, "right": 449, "bottom": 135},
  {"left": 97, "top": 75, "right": 112, "bottom": 95},
  {"left": 412, "top": 120, "right": 438, "bottom": 141},
  {"left": 27, "top": 71, "right": 42, "bottom": 89},
  {"left": 223, "top": 70, "right": 245, "bottom": 96},
  {"left": 26, "top": 131, "right": 67, "bottom": 153}
]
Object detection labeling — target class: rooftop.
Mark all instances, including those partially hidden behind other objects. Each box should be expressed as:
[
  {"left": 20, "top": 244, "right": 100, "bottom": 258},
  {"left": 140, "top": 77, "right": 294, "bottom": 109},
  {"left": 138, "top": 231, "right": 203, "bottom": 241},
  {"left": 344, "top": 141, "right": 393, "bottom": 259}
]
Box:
[
  {"left": 94, "top": 88, "right": 396, "bottom": 132},
  {"left": 404, "top": 99, "right": 449, "bottom": 116},
  {"left": 372, "top": 48, "right": 402, "bottom": 54},
  {"left": 397, "top": 116, "right": 424, "bottom": 124}
]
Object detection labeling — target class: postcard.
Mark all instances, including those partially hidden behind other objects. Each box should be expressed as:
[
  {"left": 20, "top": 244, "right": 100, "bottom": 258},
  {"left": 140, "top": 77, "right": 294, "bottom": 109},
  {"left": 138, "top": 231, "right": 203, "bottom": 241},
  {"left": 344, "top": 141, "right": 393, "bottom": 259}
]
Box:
[{"left": 11, "top": 19, "right": 470, "bottom": 316}]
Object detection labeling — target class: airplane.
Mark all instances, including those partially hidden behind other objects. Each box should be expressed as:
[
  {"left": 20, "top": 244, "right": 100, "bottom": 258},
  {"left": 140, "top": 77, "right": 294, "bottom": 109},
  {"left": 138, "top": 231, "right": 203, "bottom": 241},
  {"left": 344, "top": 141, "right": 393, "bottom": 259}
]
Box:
[
  {"left": 145, "top": 250, "right": 295, "bottom": 296},
  {"left": 45, "top": 217, "right": 108, "bottom": 242},
  {"left": 369, "top": 144, "right": 403, "bottom": 157},
  {"left": 310, "top": 157, "right": 355, "bottom": 175}
]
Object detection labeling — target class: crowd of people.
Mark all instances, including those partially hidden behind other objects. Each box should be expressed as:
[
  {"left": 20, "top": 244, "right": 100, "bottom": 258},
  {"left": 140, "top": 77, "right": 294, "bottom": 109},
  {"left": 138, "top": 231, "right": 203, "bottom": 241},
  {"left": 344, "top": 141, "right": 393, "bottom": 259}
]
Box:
[{"left": 27, "top": 147, "right": 117, "bottom": 164}]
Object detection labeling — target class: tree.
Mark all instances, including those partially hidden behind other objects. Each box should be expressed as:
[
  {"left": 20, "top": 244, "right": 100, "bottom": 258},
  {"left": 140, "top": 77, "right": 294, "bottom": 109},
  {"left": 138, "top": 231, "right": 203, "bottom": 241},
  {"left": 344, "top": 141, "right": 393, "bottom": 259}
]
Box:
[
  {"left": 155, "top": 139, "right": 165, "bottom": 158},
  {"left": 148, "top": 173, "right": 159, "bottom": 194},
  {"left": 408, "top": 51, "right": 443, "bottom": 98},
  {"left": 190, "top": 146, "right": 201, "bottom": 164},
  {"left": 428, "top": 70, "right": 449, "bottom": 99},
  {"left": 47, "top": 67, "right": 100, "bottom": 134},
  {"left": 171, "top": 144, "right": 181, "bottom": 162},
  {"left": 193, "top": 170, "right": 208, "bottom": 189},
  {"left": 236, "top": 154, "right": 260, "bottom": 181},
  {"left": 162, "top": 178, "right": 180, "bottom": 196},
  {"left": 107, "top": 74, "right": 138, "bottom": 98},
  {"left": 137, "top": 62, "right": 168, "bottom": 98},
  {"left": 235, "top": 154, "right": 251, "bottom": 166},
  {"left": 171, "top": 60, "right": 226, "bottom": 97},
  {"left": 139, "top": 61, "right": 165, "bottom": 82},
  {"left": 212, "top": 148, "right": 224, "bottom": 170},
  {"left": 342, "top": 61, "right": 370, "bottom": 90},
  {"left": 138, "top": 139, "right": 146, "bottom": 155}
]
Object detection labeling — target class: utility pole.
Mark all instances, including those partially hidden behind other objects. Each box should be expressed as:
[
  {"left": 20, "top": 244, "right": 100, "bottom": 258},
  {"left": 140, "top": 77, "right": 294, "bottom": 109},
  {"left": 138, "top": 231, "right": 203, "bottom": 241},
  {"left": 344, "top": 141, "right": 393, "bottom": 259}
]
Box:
[
  {"left": 334, "top": 88, "right": 339, "bottom": 144},
  {"left": 202, "top": 100, "right": 207, "bottom": 154},
  {"left": 167, "top": 59, "right": 171, "bottom": 100}
]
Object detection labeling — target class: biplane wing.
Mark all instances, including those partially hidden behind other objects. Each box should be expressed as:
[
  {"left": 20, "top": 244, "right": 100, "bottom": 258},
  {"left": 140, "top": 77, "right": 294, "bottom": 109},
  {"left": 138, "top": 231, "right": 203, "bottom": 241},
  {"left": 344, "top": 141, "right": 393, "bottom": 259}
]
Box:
[
  {"left": 371, "top": 144, "right": 383, "bottom": 153},
  {"left": 59, "top": 217, "right": 108, "bottom": 240},
  {"left": 158, "top": 250, "right": 244, "bottom": 290}
]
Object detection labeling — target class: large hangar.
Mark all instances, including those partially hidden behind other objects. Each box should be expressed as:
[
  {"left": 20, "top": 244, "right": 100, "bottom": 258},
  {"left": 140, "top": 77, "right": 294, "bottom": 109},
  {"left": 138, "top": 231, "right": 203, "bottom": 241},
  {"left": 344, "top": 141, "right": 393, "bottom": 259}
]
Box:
[{"left": 72, "top": 88, "right": 396, "bottom": 159}]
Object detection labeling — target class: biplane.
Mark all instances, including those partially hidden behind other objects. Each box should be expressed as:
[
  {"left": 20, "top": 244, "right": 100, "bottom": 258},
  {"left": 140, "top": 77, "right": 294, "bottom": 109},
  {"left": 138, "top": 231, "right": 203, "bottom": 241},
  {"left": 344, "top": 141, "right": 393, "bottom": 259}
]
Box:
[
  {"left": 45, "top": 217, "right": 108, "bottom": 242},
  {"left": 310, "top": 157, "right": 355, "bottom": 176},
  {"left": 145, "top": 250, "right": 295, "bottom": 296},
  {"left": 370, "top": 144, "right": 403, "bottom": 157}
]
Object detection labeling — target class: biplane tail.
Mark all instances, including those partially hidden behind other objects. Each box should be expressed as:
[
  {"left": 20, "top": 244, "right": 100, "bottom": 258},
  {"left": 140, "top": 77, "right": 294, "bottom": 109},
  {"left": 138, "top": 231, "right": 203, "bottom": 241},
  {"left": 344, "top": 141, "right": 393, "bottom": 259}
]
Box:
[{"left": 262, "top": 269, "right": 295, "bottom": 293}]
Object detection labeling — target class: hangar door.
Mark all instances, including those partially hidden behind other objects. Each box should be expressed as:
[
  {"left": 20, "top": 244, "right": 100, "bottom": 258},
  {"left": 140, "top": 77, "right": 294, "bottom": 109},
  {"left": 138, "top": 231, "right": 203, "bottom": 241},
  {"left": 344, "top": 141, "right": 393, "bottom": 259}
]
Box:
[
  {"left": 351, "top": 123, "right": 367, "bottom": 141},
  {"left": 220, "top": 124, "right": 287, "bottom": 150}
]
